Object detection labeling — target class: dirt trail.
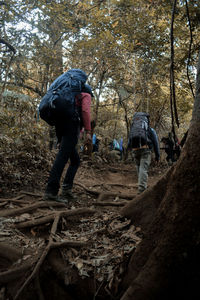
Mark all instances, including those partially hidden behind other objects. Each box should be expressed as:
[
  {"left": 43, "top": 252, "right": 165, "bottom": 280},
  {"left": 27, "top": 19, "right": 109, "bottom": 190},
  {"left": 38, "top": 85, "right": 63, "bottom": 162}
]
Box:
[{"left": 0, "top": 160, "right": 165, "bottom": 300}]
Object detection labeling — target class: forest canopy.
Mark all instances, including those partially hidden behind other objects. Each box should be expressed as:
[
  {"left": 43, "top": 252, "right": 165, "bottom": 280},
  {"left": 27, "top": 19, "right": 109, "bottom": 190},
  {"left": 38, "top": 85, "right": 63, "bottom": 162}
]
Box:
[{"left": 0, "top": 0, "right": 200, "bottom": 147}]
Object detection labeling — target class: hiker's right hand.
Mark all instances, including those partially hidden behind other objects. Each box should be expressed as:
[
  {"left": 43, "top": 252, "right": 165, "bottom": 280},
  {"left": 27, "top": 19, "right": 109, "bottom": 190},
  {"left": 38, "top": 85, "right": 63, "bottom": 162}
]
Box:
[{"left": 86, "top": 132, "right": 92, "bottom": 142}]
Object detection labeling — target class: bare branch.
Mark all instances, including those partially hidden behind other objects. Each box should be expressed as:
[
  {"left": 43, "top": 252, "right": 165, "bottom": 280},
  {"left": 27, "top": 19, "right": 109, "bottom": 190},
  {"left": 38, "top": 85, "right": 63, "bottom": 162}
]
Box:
[
  {"left": 2, "top": 81, "right": 43, "bottom": 96},
  {"left": 0, "top": 38, "right": 16, "bottom": 54}
]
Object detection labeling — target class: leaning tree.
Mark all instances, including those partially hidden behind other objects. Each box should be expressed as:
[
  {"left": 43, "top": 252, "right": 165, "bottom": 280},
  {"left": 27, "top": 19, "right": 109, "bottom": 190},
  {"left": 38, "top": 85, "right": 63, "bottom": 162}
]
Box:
[{"left": 119, "top": 51, "right": 200, "bottom": 300}]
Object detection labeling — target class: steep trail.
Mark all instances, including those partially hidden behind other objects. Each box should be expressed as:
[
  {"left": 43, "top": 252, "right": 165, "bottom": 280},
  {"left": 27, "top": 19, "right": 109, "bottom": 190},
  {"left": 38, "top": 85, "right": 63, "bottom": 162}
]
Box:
[{"left": 0, "top": 161, "right": 165, "bottom": 300}]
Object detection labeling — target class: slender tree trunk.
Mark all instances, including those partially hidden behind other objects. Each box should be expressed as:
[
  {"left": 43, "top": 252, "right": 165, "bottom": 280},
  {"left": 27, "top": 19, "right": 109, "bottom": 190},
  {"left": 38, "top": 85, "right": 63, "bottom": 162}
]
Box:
[{"left": 48, "top": 19, "right": 63, "bottom": 150}]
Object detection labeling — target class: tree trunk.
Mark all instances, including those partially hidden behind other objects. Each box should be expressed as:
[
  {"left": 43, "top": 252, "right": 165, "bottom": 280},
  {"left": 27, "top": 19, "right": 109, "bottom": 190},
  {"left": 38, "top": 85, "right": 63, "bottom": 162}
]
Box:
[{"left": 120, "top": 51, "right": 200, "bottom": 300}]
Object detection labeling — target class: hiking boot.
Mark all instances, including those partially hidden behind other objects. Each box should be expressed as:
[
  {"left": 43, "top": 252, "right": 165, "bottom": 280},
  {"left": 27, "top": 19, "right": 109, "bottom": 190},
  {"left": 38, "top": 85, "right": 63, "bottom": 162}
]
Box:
[
  {"left": 168, "top": 159, "right": 173, "bottom": 166},
  {"left": 60, "top": 189, "right": 77, "bottom": 202},
  {"left": 43, "top": 192, "right": 68, "bottom": 204}
]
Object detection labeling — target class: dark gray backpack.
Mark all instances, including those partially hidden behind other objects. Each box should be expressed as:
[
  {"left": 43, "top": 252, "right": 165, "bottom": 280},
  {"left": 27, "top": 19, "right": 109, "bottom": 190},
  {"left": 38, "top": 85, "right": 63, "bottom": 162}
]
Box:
[{"left": 128, "top": 112, "right": 150, "bottom": 148}]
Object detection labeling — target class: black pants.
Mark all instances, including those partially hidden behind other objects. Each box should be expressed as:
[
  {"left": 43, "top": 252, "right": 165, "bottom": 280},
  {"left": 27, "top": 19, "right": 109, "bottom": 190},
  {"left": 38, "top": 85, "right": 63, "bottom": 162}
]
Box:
[
  {"left": 165, "top": 149, "right": 174, "bottom": 162},
  {"left": 46, "top": 123, "right": 80, "bottom": 195}
]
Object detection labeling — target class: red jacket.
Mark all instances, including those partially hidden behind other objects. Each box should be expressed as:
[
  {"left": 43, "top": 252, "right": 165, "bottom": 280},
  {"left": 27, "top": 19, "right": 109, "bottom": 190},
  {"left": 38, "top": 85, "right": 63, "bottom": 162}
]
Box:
[
  {"left": 76, "top": 92, "right": 91, "bottom": 131},
  {"left": 55, "top": 92, "right": 91, "bottom": 142}
]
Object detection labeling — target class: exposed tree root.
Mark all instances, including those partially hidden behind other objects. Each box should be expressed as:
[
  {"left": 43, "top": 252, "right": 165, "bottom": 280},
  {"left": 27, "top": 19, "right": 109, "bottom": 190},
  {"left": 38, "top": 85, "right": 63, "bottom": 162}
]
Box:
[
  {"left": 94, "top": 201, "right": 128, "bottom": 207},
  {"left": 0, "top": 263, "right": 32, "bottom": 284},
  {"left": 14, "top": 213, "right": 60, "bottom": 300},
  {"left": 74, "top": 182, "right": 135, "bottom": 200},
  {"left": 0, "top": 201, "right": 66, "bottom": 218},
  {"left": 18, "top": 191, "right": 43, "bottom": 197},
  {"left": 0, "top": 242, "right": 22, "bottom": 262},
  {"left": 14, "top": 212, "right": 89, "bottom": 300},
  {"left": 0, "top": 201, "right": 8, "bottom": 207},
  {"left": 97, "top": 192, "right": 135, "bottom": 201},
  {"left": 0, "top": 194, "right": 30, "bottom": 204},
  {"left": 105, "top": 183, "right": 137, "bottom": 188},
  {"left": 107, "top": 166, "right": 131, "bottom": 173},
  {"left": 0, "top": 191, "right": 43, "bottom": 205},
  {"left": 74, "top": 182, "right": 100, "bottom": 195},
  {"left": 91, "top": 183, "right": 137, "bottom": 189},
  {"left": 13, "top": 207, "right": 96, "bottom": 229}
]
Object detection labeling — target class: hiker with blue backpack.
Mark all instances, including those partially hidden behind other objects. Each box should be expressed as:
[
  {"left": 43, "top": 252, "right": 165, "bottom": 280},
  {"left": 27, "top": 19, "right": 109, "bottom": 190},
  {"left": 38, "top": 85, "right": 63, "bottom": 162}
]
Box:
[
  {"left": 128, "top": 112, "right": 160, "bottom": 194},
  {"left": 39, "top": 69, "right": 93, "bottom": 203}
]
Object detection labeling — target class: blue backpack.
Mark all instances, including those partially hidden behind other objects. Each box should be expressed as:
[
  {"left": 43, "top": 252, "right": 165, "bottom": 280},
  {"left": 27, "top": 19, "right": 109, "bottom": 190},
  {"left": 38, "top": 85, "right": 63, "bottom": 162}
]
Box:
[{"left": 39, "top": 69, "right": 88, "bottom": 126}]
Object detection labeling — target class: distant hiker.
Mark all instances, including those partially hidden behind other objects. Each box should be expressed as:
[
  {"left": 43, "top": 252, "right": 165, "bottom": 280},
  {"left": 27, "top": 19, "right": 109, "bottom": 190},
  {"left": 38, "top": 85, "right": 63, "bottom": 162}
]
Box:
[
  {"left": 128, "top": 112, "right": 160, "bottom": 194},
  {"left": 39, "top": 69, "right": 93, "bottom": 203},
  {"left": 161, "top": 136, "right": 174, "bottom": 166},
  {"left": 119, "top": 137, "right": 124, "bottom": 160},
  {"left": 92, "top": 134, "right": 100, "bottom": 152},
  {"left": 92, "top": 133, "right": 96, "bottom": 148},
  {"left": 173, "top": 134, "right": 181, "bottom": 160},
  {"left": 161, "top": 132, "right": 181, "bottom": 165},
  {"left": 113, "top": 139, "right": 120, "bottom": 151}
]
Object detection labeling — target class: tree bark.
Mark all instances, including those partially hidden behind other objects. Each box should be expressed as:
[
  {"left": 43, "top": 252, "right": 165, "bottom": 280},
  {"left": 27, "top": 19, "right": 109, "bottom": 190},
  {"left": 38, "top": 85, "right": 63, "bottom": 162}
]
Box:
[
  {"left": 120, "top": 51, "right": 200, "bottom": 300},
  {"left": 120, "top": 165, "right": 175, "bottom": 231}
]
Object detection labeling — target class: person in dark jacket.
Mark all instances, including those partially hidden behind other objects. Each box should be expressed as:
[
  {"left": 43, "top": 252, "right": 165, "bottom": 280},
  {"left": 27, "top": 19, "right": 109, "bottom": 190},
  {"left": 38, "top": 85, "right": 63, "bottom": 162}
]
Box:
[
  {"left": 161, "top": 132, "right": 181, "bottom": 165},
  {"left": 43, "top": 92, "right": 92, "bottom": 203},
  {"left": 128, "top": 115, "right": 160, "bottom": 194},
  {"left": 161, "top": 136, "right": 174, "bottom": 165}
]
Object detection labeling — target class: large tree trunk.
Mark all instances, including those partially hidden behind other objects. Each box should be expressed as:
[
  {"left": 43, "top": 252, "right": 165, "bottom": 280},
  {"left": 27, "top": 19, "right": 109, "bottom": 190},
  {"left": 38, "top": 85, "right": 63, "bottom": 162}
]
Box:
[{"left": 120, "top": 52, "right": 200, "bottom": 300}]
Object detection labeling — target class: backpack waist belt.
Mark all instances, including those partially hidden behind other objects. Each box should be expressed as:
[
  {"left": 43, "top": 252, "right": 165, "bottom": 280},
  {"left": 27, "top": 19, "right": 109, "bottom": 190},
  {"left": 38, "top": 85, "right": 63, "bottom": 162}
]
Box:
[{"left": 133, "top": 145, "right": 149, "bottom": 151}]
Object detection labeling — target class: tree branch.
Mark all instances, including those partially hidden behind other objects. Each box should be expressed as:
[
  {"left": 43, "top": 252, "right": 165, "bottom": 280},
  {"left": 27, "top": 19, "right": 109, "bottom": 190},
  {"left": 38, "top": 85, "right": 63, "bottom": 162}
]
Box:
[
  {"left": 0, "top": 38, "right": 16, "bottom": 54},
  {"left": 1, "top": 81, "right": 43, "bottom": 96}
]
